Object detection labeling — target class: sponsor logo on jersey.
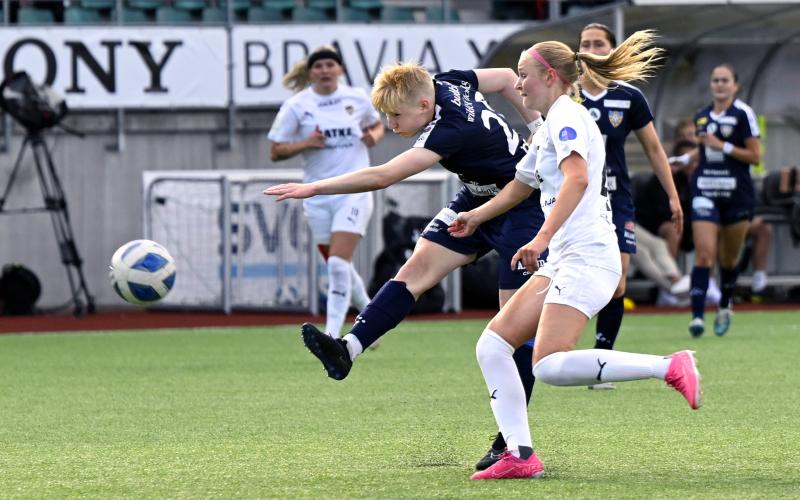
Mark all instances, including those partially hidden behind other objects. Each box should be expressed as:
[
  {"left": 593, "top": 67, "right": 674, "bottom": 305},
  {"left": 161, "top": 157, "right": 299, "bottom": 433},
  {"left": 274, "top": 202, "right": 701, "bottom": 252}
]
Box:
[
  {"left": 318, "top": 97, "right": 342, "bottom": 107},
  {"left": 696, "top": 116, "right": 708, "bottom": 126},
  {"left": 608, "top": 110, "right": 624, "bottom": 128},
  {"left": 345, "top": 105, "right": 354, "bottom": 115},
  {"left": 559, "top": 126, "right": 577, "bottom": 141},
  {"left": 604, "top": 99, "right": 631, "bottom": 109},
  {"left": 707, "top": 122, "right": 718, "bottom": 135},
  {"left": 589, "top": 108, "right": 601, "bottom": 121}
]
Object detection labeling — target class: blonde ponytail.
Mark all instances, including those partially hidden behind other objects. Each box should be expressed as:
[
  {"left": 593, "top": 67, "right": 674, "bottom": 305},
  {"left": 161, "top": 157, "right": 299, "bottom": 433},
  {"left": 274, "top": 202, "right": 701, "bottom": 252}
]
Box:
[{"left": 577, "top": 30, "right": 663, "bottom": 90}]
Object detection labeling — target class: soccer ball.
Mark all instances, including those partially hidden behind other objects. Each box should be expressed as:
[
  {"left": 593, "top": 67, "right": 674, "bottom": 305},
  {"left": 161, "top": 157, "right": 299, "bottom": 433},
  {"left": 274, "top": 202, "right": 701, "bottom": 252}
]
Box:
[
  {"left": 275, "top": 283, "right": 301, "bottom": 307},
  {"left": 109, "top": 239, "right": 176, "bottom": 305}
]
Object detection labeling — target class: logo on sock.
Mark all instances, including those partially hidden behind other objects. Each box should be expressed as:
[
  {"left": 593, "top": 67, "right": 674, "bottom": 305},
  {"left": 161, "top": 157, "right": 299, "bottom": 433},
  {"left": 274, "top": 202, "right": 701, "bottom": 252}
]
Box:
[
  {"left": 596, "top": 358, "right": 608, "bottom": 381},
  {"left": 354, "top": 314, "right": 366, "bottom": 325},
  {"left": 490, "top": 389, "right": 498, "bottom": 400}
]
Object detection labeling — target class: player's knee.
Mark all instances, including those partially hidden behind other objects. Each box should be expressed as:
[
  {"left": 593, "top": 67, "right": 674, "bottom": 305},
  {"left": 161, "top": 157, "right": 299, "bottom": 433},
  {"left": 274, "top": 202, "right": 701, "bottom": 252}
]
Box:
[
  {"left": 614, "top": 280, "right": 626, "bottom": 298},
  {"left": 532, "top": 351, "right": 569, "bottom": 386},
  {"left": 327, "top": 256, "right": 351, "bottom": 283},
  {"left": 476, "top": 329, "right": 514, "bottom": 367}
]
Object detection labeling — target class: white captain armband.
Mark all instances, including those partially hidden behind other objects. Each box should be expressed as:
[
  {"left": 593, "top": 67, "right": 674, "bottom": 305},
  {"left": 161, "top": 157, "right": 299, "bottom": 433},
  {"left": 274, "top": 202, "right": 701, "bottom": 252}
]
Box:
[{"left": 527, "top": 117, "right": 544, "bottom": 134}]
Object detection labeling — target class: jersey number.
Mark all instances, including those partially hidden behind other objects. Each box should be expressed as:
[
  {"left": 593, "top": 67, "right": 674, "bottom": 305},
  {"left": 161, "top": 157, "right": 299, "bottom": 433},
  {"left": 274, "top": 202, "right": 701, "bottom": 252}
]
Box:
[{"left": 476, "top": 92, "right": 526, "bottom": 156}]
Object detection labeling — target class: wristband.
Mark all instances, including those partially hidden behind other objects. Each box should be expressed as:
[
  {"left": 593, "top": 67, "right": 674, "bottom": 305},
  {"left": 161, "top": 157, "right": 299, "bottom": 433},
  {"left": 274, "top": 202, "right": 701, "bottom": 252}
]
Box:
[
  {"left": 668, "top": 154, "right": 689, "bottom": 166},
  {"left": 722, "top": 142, "right": 734, "bottom": 154},
  {"left": 527, "top": 117, "right": 544, "bottom": 134}
]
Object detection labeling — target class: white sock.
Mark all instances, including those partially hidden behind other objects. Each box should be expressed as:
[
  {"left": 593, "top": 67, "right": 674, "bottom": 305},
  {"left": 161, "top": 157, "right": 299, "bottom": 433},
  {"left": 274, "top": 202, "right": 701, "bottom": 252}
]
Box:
[
  {"left": 533, "top": 349, "right": 672, "bottom": 386},
  {"left": 752, "top": 270, "right": 767, "bottom": 293},
  {"left": 342, "top": 333, "right": 363, "bottom": 361},
  {"left": 476, "top": 329, "right": 531, "bottom": 456},
  {"left": 349, "top": 264, "right": 371, "bottom": 311},
  {"left": 325, "top": 256, "right": 352, "bottom": 339}
]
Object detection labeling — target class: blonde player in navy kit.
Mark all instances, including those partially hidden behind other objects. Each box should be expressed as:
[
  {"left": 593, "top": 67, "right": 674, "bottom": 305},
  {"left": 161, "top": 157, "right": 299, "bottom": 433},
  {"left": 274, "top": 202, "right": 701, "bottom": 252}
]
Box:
[
  {"left": 449, "top": 31, "right": 702, "bottom": 480},
  {"left": 268, "top": 46, "right": 384, "bottom": 340},
  {"left": 684, "top": 64, "right": 761, "bottom": 337},
  {"left": 578, "top": 25, "right": 682, "bottom": 390}
]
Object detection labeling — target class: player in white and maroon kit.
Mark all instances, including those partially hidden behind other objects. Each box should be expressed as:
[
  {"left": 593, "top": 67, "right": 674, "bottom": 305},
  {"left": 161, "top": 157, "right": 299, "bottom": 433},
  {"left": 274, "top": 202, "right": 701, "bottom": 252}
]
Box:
[
  {"left": 449, "top": 31, "right": 703, "bottom": 481},
  {"left": 268, "top": 46, "right": 384, "bottom": 340}
]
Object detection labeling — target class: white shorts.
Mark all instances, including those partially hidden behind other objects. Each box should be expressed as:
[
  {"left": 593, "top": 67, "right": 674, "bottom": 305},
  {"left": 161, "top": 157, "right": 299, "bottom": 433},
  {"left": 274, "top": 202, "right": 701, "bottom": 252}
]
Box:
[
  {"left": 303, "top": 192, "right": 373, "bottom": 243},
  {"left": 534, "top": 242, "right": 621, "bottom": 318}
]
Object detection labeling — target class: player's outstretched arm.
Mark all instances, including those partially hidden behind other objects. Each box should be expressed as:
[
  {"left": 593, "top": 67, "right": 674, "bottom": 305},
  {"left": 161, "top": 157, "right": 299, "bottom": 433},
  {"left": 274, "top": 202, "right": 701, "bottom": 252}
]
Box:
[
  {"left": 264, "top": 147, "right": 441, "bottom": 201},
  {"left": 473, "top": 68, "right": 542, "bottom": 129},
  {"left": 635, "top": 123, "right": 683, "bottom": 237},
  {"left": 448, "top": 179, "right": 534, "bottom": 238}
]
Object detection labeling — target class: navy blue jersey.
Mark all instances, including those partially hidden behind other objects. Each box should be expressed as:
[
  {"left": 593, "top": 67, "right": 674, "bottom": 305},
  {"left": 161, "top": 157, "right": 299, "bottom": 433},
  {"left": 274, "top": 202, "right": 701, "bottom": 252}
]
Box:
[
  {"left": 693, "top": 98, "right": 759, "bottom": 201},
  {"left": 414, "top": 70, "right": 528, "bottom": 195},
  {"left": 580, "top": 82, "right": 653, "bottom": 210}
]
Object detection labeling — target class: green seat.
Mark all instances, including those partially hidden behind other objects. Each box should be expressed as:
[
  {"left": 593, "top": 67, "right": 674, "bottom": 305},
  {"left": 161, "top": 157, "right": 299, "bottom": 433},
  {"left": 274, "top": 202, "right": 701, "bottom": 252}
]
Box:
[
  {"left": 118, "top": 6, "right": 151, "bottom": 22},
  {"left": 307, "top": 0, "right": 335, "bottom": 9},
  {"left": 65, "top": 6, "right": 105, "bottom": 24},
  {"left": 341, "top": 6, "right": 370, "bottom": 21},
  {"left": 128, "top": 0, "right": 162, "bottom": 9},
  {"left": 248, "top": 6, "right": 287, "bottom": 21},
  {"left": 220, "top": 0, "right": 251, "bottom": 9},
  {"left": 349, "top": 0, "right": 382, "bottom": 9},
  {"left": 174, "top": 0, "right": 207, "bottom": 10},
  {"left": 202, "top": 6, "right": 227, "bottom": 21},
  {"left": 18, "top": 7, "right": 56, "bottom": 24},
  {"left": 156, "top": 6, "right": 194, "bottom": 22},
  {"left": 426, "top": 5, "right": 459, "bottom": 21},
  {"left": 380, "top": 6, "right": 414, "bottom": 21},
  {"left": 262, "top": 0, "right": 295, "bottom": 8},
  {"left": 292, "top": 6, "right": 331, "bottom": 22},
  {"left": 81, "top": 0, "right": 116, "bottom": 8}
]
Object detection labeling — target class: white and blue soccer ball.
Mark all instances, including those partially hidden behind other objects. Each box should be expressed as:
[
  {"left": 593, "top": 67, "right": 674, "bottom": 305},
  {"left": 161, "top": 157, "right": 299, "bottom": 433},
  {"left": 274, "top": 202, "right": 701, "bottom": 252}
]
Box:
[
  {"left": 275, "top": 283, "right": 301, "bottom": 307},
  {"left": 109, "top": 239, "right": 176, "bottom": 305}
]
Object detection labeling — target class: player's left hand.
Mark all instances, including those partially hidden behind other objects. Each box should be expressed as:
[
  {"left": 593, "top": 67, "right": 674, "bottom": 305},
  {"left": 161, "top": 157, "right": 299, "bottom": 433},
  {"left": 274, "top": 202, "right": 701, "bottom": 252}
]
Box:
[
  {"left": 264, "top": 182, "right": 317, "bottom": 201},
  {"left": 448, "top": 210, "right": 482, "bottom": 238},
  {"left": 511, "top": 235, "right": 547, "bottom": 273},
  {"left": 669, "top": 195, "right": 684, "bottom": 237}
]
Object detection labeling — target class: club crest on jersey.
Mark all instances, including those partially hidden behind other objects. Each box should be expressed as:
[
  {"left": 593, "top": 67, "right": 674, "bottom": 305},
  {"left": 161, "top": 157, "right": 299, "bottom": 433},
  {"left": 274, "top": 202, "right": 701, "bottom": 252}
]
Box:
[
  {"left": 559, "top": 126, "right": 577, "bottom": 141},
  {"left": 608, "top": 110, "right": 624, "bottom": 128},
  {"left": 720, "top": 125, "right": 733, "bottom": 138},
  {"left": 588, "top": 108, "right": 601, "bottom": 121},
  {"left": 345, "top": 105, "right": 354, "bottom": 115}
]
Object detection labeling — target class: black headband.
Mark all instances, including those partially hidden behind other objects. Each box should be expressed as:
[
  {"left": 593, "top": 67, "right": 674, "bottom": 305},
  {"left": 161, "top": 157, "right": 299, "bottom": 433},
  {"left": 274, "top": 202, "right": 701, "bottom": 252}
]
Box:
[{"left": 307, "top": 50, "right": 343, "bottom": 69}]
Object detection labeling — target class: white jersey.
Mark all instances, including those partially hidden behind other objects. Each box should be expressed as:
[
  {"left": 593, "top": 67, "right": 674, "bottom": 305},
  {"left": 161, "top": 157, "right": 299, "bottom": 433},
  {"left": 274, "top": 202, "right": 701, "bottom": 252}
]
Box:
[
  {"left": 268, "top": 85, "right": 381, "bottom": 184},
  {"left": 515, "top": 94, "right": 616, "bottom": 260}
]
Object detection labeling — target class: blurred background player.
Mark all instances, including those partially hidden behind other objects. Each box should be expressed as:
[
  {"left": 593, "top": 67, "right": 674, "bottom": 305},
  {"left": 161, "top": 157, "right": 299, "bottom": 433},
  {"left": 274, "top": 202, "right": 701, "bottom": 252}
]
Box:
[
  {"left": 577, "top": 23, "right": 682, "bottom": 389},
  {"left": 266, "top": 62, "right": 547, "bottom": 464},
  {"left": 448, "top": 31, "right": 701, "bottom": 480},
  {"left": 684, "top": 63, "right": 760, "bottom": 337},
  {"left": 268, "top": 46, "right": 384, "bottom": 339}
]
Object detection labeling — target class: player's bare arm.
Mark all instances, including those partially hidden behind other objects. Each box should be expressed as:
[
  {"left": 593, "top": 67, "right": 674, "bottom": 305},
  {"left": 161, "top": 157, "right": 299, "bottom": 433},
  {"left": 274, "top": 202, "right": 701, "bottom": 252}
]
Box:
[
  {"left": 634, "top": 122, "right": 683, "bottom": 236},
  {"left": 361, "top": 120, "right": 385, "bottom": 147},
  {"left": 474, "top": 68, "right": 542, "bottom": 126},
  {"left": 449, "top": 179, "right": 534, "bottom": 238},
  {"left": 264, "top": 147, "right": 441, "bottom": 200},
  {"left": 270, "top": 126, "right": 326, "bottom": 161}
]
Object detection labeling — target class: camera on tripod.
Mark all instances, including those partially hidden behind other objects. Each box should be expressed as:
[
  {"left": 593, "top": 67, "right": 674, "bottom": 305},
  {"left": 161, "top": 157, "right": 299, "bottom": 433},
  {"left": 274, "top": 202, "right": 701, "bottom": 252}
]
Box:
[
  {"left": 0, "top": 71, "right": 68, "bottom": 133},
  {"left": 0, "top": 71, "right": 94, "bottom": 316}
]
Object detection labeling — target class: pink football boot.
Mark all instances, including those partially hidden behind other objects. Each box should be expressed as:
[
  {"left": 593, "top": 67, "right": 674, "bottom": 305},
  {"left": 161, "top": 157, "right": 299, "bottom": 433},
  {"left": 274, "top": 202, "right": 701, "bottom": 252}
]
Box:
[
  {"left": 470, "top": 451, "right": 545, "bottom": 480},
  {"left": 665, "top": 350, "right": 703, "bottom": 409}
]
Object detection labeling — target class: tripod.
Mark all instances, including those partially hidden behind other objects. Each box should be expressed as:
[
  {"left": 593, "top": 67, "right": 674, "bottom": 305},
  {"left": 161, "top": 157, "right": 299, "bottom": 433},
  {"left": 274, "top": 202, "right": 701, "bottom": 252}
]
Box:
[{"left": 0, "top": 130, "right": 95, "bottom": 316}]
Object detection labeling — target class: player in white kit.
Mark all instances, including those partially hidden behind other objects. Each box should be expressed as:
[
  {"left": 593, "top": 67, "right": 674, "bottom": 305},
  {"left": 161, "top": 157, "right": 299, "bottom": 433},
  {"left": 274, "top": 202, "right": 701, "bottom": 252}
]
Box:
[
  {"left": 268, "top": 46, "right": 384, "bottom": 339},
  {"left": 447, "top": 31, "right": 703, "bottom": 480}
]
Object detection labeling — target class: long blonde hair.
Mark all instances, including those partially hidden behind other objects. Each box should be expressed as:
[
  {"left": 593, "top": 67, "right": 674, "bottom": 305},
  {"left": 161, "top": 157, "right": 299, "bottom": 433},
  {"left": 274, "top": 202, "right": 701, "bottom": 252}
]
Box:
[
  {"left": 371, "top": 62, "right": 434, "bottom": 114},
  {"left": 282, "top": 45, "right": 341, "bottom": 93},
  {"left": 524, "top": 30, "right": 663, "bottom": 97}
]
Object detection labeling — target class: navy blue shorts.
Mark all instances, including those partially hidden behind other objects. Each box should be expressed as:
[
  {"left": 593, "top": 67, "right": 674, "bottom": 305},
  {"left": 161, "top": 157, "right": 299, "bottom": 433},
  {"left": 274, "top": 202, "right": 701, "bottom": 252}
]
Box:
[
  {"left": 421, "top": 187, "right": 546, "bottom": 290},
  {"left": 610, "top": 196, "right": 636, "bottom": 254},
  {"left": 690, "top": 194, "right": 754, "bottom": 225}
]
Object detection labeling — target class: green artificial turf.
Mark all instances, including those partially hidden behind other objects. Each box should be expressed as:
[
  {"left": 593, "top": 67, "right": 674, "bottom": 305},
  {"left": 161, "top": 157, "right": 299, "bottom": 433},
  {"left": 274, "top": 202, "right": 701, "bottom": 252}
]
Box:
[{"left": 1, "top": 311, "right": 799, "bottom": 498}]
